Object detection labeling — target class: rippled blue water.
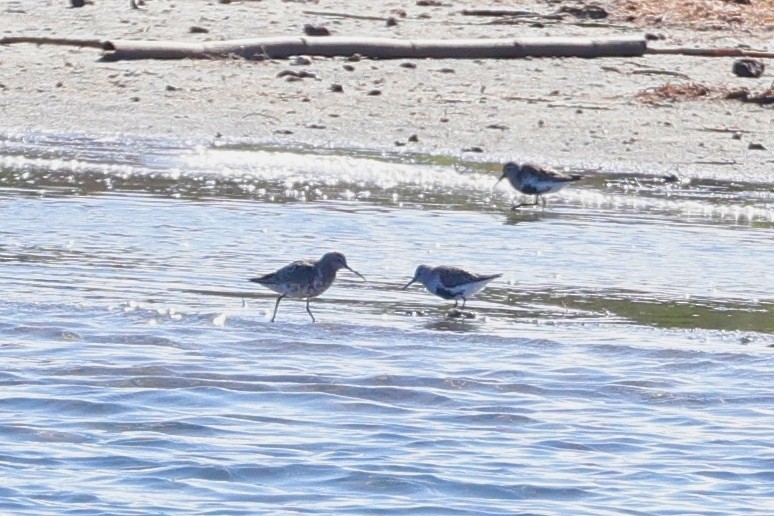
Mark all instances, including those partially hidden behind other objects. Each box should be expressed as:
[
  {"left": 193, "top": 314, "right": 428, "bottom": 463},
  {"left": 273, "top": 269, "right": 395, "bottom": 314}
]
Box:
[{"left": 0, "top": 132, "right": 772, "bottom": 514}]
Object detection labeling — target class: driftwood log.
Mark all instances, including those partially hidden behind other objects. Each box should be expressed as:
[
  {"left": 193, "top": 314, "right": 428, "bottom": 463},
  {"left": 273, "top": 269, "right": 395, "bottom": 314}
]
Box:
[
  {"left": 646, "top": 47, "right": 774, "bottom": 59},
  {"left": 2, "top": 35, "right": 773, "bottom": 61},
  {"left": 0, "top": 36, "right": 104, "bottom": 49},
  {"left": 98, "top": 36, "right": 648, "bottom": 61}
]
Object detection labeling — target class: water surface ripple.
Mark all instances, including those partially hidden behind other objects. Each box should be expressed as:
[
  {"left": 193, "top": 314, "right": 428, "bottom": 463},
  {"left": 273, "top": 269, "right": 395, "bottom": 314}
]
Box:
[{"left": 0, "top": 132, "right": 772, "bottom": 514}]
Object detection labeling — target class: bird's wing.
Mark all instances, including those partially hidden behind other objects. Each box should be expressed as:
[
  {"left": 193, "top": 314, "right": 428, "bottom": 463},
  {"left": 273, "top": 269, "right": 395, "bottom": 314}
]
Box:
[
  {"left": 522, "top": 163, "right": 578, "bottom": 182},
  {"left": 250, "top": 259, "right": 317, "bottom": 285},
  {"left": 438, "top": 267, "right": 501, "bottom": 288}
]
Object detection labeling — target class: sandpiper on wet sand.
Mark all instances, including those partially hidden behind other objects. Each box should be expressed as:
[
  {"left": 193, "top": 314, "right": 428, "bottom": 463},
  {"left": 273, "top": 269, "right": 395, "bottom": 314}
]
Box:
[
  {"left": 249, "top": 252, "right": 365, "bottom": 322},
  {"left": 496, "top": 162, "right": 582, "bottom": 209}
]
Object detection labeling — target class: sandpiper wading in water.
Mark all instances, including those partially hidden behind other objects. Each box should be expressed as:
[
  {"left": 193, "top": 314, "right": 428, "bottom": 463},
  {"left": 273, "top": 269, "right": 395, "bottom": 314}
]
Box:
[
  {"left": 495, "top": 162, "right": 582, "bottom": 209},
  {"left": 403, "top": 265, "right": 502, "bottom": 311},
  {"left": 249, "top": 252, "right": 365, "bottom": 322}
]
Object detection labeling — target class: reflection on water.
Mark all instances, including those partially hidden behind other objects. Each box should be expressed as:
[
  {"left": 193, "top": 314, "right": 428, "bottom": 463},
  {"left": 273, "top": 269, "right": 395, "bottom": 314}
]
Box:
[
  {"left": 0, "top": 131, "right": 772, "bottom": 515},
  {"left": 0, "top": 131, "right": 771, "bottom": 332}
]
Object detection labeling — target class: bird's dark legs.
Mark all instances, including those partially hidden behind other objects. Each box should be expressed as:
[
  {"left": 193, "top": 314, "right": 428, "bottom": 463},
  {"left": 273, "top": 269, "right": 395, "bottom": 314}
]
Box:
[
  {"left": 540, "top": 195, "right": 547, "bottom": 209},
  {"left": 511, "top": 197, "right": 541, "bottom": 210},
  {"left": 447, "top": 298, "right": 474, "bottom": 319},
  {"left": 452, "top": 298, "right": 468, "bottom": 310},
  {"left": 271, "top": 295, "right": 285, "bottom": 322},
  {"left": 271, "top": 296, "right": 315, "bottom": 323},
  {"left": 305, "top": 299, "right": 316, "bottom": 323}
]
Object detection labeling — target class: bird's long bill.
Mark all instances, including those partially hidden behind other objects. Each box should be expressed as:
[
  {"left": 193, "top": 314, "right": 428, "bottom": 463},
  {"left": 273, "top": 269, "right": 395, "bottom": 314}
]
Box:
[
  {"left": 346, "top": 266, "right": 366, "bottom": 281},
  {"left": 493, "top": 173, "right": 506, "bottom": 189},
  {"left": 402, "top": 278, "right": 416, "bottom": 290}
]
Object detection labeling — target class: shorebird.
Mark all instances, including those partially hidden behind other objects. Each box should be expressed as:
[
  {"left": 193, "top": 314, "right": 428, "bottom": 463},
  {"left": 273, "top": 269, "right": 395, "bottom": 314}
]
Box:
[
  {"left": 249, "top": 252, "right": 365, "bottom": 322},
  {"left": 403, "top": 265, "right": 501, "bottom": 310},
  {"left": 495, "top": 162, "right": 582, "bottom": 209}
]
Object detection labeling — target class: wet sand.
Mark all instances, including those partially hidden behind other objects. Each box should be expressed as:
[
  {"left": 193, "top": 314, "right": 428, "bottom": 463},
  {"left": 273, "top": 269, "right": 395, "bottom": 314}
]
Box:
[{"left": 1, "top": 1, "right": 772, "bottom": 177}]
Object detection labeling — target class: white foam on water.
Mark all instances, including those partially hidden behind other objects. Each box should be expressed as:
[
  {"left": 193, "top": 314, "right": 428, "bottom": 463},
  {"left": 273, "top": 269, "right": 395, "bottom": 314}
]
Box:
[
  {"left": 1, "top": 135, "right": 772, "bottom": 224},
  {"left": 178, "top": 148, "right": 774, "bottom": 223},
  {"left": 181, "top": 147, "right": 495, "bottom": 191}
]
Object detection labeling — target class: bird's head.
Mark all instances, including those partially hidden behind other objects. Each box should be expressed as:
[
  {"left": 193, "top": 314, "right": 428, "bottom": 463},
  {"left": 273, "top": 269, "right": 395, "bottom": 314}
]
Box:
[
  {"left": 402, "top": 264, "right": 433, "bottom": 289},
  {"left": 321, "top": 252, "right": 365, "bottom": 280},
  {"left": 495, "top": 162, "right": 520, "bottom": 187}
]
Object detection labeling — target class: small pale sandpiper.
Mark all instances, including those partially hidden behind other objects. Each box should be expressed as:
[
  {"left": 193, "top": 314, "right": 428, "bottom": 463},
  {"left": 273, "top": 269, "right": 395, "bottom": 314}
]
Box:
[
  {"left": 403, "top": 265, "right": 501, "bottom": 311},
  {"left": 495, "top": 162, "right": 582, "bottom": 209}
]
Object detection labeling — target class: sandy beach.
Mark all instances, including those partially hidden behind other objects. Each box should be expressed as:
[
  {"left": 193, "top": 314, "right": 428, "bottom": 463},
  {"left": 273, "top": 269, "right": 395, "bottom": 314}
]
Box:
[{"left": 1, "top": 0, "right": 772, "bottom": 176}]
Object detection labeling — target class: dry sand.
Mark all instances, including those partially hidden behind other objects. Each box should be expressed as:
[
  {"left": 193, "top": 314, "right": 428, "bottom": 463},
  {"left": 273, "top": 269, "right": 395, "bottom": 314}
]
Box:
[{"left": 1, "top": 0, "right": 772, "bottom": 178}]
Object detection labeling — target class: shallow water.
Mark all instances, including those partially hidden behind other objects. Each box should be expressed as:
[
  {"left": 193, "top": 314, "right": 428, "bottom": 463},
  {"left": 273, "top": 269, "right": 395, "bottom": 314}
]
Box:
[{"left": 0, "top": 131, "right": 772, "bottom": 514}]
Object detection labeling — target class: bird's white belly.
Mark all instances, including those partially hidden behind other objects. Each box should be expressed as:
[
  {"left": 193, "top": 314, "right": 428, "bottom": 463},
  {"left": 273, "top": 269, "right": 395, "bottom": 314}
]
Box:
[{"left": 433, "top": 279, "right": 489, "bottom": 299}]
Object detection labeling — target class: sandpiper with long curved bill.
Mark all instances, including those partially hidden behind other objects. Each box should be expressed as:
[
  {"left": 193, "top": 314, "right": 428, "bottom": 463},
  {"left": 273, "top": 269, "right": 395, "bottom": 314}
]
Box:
[
  {"left": 403, "top": 265, "right": 502, "bottom": 310},
  {"left": 249, "top": 252, "right": 365, "bottom": 322},
  {"left": 495, "top": 162, "right": 582, "bottom": 209}
]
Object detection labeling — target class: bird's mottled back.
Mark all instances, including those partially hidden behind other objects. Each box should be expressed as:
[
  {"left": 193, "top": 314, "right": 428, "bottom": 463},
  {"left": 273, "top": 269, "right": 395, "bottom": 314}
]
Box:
[
  {"left": 436, "top": 266, "right": 501, "bottom": 288},
  {"left": 250, "top": 260, "right": 317, "bottom": 287},
  {"left": 502, "top": 162, "right": 580, "bottom": 186}
]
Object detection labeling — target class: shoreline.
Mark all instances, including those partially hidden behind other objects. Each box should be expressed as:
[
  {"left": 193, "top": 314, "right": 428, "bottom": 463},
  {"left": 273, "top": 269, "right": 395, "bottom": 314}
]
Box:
[{"left": 1, "top": 1, "right": 771, "bottom": 180}]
